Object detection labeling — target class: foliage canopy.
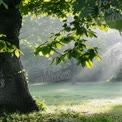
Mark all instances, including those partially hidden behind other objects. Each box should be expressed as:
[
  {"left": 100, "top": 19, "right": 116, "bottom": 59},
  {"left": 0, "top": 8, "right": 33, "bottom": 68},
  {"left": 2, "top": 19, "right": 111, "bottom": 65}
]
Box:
[{"left": 0, "top": 0, "right": 122, "bottom": 68}]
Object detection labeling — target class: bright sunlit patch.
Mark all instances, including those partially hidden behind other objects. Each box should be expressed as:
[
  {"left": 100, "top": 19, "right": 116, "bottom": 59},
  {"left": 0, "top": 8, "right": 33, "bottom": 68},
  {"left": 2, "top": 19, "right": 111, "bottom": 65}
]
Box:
[
  {"left": 43, "top": 0, "right": 51, "bottom": 2},
  {"left": 56, "top": 88, "right": 70, "bottom": 93},
  {"left": 46, "top": 98, "right": 122, "bottom": 115},
  {"left": 30, "top": 83, "right": 47, "bottom": 86},
  {"left": 109, "top": 97, "right": 122, "bottom": 104},
  {"left": 48, "top": 98, "right": 122, "bottom": 115}
]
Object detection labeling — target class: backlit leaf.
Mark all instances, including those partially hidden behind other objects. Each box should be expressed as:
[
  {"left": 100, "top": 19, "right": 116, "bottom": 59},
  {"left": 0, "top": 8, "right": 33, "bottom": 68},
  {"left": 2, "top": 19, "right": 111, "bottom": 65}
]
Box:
[
  {"left": 56, "top": 43, "right": 62, "bottom": 49},
  {"left": 95, "top": 56, "right": 101, "bottom": 61},
  {"left": 15, "top": 49, "right": 20, "bottom": 58},
  {"left": 85, "top": 60, "right": 93, "bottom": 68}
]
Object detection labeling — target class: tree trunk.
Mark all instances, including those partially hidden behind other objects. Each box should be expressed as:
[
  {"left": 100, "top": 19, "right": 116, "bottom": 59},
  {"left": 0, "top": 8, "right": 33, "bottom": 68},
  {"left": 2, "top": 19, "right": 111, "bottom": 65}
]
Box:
[{"left": 0, "top": 5, "right": 39, "bottom": 113}]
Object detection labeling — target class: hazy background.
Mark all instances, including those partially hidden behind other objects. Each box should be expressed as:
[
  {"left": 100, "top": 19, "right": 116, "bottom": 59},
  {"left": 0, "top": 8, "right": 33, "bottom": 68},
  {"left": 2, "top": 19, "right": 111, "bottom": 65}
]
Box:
[{"left": 19, "top": 16, "right": 122, "bottom": 83}]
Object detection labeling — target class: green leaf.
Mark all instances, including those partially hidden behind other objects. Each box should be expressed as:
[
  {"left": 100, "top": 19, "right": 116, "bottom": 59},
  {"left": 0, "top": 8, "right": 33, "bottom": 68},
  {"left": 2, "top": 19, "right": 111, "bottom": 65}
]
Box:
[
  {"left": 0, "top": 0, "right": 8, "bottom": 9},
  {"left": 43, "top": 0, "right": 51, "bottom": 2},
  {"left": 95, "top": 56, "right": 101, "bottom": 61},
  {"left": 0, "top": 40, "right": 6, "bottom": 51},
  {"left": 2, "top": 1, "right": 8, "bottom": 9},
  {"left": 99, "top": 25, "right": 108, "bottom": 32},
  {"left": 41, "top": 46, "right": 50, "bottom": 55},
  {"left": 65, "top": 26, "right": 71, "bottom": 32},
  {"left": 15, "top": 49, "right": 20, "bottom": 58},
  {"left": 45, "top": 54, "right": 49, "bottom": 57},
  {"left": 56, "top": 57, "right": 61, "bottom": 64},
  {"left": 56, "top": 43, "right": 62, "bottom": 49},
  {"left": 50, "top": 50, "right": 54, "bottom": 55},
  {"left": 0, "top": 34, "right": 6, "bottom": 38},
  {"left": 62, "top": 19, "right": 67, "bottom": 22},
  {"left": 61, "top": 37, "right": 72, "bottom": 44},
  {"left": 85, "top": 60, "right": 93, "bottom": 68},
  {"left": 99, "top": 25, "right": 105, "bottom": 30},
  {"left": 39, "top": 52, "right": 43, "bottom": 56},
  {"left": 62, "top": 23, "right": 67, "bottom": 28}
]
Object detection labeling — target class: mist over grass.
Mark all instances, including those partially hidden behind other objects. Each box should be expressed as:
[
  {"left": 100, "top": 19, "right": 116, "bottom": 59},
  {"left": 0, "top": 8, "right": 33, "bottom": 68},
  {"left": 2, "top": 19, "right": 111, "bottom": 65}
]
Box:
[
  {"left": 26, "top": 82, "right": 122, "bottom": 121},
  {"left": 29, "top": 82, "right": 122, "bottom": 105}
]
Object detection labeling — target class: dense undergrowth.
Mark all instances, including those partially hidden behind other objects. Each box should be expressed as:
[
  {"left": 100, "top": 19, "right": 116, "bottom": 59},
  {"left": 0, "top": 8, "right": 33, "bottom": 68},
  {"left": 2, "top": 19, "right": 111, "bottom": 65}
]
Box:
[{"left": 0, "top": 110, "right": 122, "bottom": 122}]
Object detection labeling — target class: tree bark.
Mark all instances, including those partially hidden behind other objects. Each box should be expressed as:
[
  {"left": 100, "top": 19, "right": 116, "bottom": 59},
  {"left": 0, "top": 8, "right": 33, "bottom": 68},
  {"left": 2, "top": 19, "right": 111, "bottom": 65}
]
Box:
[{"left": 0, "top": 5, "right": 39, "bottom": 113}]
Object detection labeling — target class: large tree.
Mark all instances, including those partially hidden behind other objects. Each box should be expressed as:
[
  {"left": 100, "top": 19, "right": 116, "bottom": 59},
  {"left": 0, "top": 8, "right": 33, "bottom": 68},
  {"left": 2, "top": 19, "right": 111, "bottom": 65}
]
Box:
[
  {"left": 0, "top": 0, "right": 121, "bottom": 113},
  {"left": 0, "top": 0, "right": 39, "bottom": 113}
]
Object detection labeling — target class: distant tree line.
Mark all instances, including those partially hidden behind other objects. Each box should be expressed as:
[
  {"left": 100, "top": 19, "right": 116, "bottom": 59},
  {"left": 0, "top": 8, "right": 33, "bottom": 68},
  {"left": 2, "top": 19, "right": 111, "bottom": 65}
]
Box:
[{"left": 30, "top": 67, "right": 72, "bottom": 83}]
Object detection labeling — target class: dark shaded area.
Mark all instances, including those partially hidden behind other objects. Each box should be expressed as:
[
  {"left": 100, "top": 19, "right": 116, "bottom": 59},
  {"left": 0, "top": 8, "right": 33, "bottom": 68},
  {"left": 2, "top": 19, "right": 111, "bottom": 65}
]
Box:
[{"left": 3, "top": 0, "right": 21, "bottom": 7}]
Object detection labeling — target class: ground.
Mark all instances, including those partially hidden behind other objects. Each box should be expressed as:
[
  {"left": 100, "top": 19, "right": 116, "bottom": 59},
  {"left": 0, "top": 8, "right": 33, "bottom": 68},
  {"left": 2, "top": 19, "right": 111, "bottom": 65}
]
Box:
[
  {"left": 1, "top": 81, "right": 122, "bottom": 122},
  {"left": 29, "top": 81, "right": 122, "bottom": 105}
]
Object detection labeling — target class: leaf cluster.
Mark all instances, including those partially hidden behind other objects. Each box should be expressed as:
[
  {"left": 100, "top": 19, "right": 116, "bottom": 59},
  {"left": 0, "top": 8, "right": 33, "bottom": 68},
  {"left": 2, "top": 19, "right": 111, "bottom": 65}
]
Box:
[
  {"left": 19, "top": 0, "right": 73, "bottom": 18},
  {"left": 35, "top": 17, "right": 103, "bottom": 68},
  {"left": 1, "top": 0, "right": 122, "bottom": 68},
  {"left": 0, "top": 35, "right": 22, "bottom": 57}
]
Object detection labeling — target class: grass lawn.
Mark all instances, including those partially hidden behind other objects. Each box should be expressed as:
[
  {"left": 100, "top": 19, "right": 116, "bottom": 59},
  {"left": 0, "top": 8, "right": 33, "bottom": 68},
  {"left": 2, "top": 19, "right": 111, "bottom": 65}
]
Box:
[
  {"left": 21, "top": 81, "right": 122, "bottom": 122},
  {"left": 29, "top": 81, "right": 122, "bottom": 105},
  {"left": 1, "top": 81, "right": 122, "bottom": 122}
]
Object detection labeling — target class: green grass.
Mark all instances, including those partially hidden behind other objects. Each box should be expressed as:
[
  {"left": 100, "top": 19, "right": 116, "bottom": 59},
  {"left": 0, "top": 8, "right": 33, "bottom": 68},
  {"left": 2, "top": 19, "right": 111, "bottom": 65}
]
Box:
[
  {"left": 29, "top": 81, "right": 122, "bottom": 105},
  {"left": 2, "top": 82, "right": 122, "bottom": 122},
  {"left": 28, "top": 82, "right": 122, "bottom": 121}
]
